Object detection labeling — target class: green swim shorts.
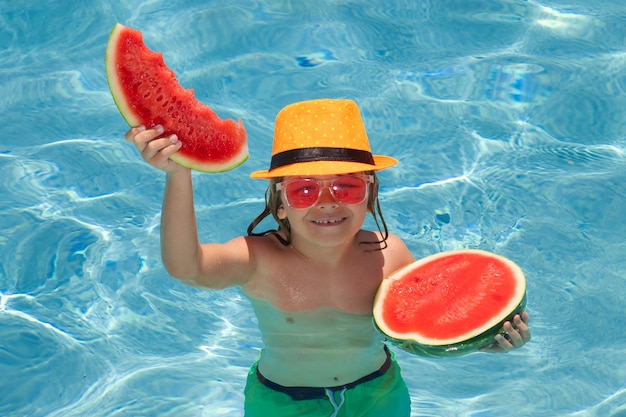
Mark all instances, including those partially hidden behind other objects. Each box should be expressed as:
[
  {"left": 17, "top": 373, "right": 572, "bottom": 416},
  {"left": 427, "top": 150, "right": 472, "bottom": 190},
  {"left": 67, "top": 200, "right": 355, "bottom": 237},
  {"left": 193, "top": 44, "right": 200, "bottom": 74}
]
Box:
[{"left": 243, "top": 346, "right": 411, "bottom": 417}]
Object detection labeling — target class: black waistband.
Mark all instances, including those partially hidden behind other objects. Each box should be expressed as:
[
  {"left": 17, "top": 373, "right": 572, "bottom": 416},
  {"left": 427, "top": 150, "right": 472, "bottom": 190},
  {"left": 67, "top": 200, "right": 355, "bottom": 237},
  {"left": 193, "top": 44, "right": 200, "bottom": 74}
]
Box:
[{"left": 255, "top": 345, "right": 392, "bottom": 401}]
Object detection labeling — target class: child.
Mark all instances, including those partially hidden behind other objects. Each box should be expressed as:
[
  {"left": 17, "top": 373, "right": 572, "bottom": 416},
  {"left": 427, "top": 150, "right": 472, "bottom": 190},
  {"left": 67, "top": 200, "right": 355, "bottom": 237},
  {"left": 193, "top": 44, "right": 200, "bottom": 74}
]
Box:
[{"left": 125, "top": 99, "right": 531, "bottom": 417}]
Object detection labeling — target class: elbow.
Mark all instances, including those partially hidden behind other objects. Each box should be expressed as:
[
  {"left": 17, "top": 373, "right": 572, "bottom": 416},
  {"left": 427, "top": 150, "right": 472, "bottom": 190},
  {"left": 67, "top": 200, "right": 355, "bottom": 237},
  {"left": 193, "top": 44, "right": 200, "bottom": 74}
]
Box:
[
  {"left": 162, "top": 261, "right": 226, "bottom": 289},
  {"left": 162, "top": 260, "right": 200, "bottom": 283}
]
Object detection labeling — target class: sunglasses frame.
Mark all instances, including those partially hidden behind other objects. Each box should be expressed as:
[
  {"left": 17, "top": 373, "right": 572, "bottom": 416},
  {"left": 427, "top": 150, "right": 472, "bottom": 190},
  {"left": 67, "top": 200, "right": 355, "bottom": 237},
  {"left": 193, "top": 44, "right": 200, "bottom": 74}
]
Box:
[{"left": 276, "top": 175, "right": 374, "bottom": 209}]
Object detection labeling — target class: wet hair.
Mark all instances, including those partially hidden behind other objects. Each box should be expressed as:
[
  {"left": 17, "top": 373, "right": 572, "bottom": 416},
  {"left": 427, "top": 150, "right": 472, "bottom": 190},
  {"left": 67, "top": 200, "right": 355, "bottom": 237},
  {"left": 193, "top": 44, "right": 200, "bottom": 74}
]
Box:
[{"left": 246, "top": 172, "right": 389, "bottom": 250}]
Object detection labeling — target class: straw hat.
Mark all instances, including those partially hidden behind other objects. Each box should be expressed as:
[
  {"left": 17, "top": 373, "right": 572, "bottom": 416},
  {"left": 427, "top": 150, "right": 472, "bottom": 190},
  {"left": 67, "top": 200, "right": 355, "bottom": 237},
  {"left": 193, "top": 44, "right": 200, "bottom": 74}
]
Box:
[{"left": 250, "top": 99, "right": 398, "bottom": 179}]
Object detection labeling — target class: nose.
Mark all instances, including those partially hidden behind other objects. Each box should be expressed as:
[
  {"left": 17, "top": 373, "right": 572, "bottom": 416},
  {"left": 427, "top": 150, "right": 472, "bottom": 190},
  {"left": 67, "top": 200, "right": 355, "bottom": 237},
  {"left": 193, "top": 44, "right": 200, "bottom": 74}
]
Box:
[{"left": 316, "top": 185, "right": 338, "bottom": 207}]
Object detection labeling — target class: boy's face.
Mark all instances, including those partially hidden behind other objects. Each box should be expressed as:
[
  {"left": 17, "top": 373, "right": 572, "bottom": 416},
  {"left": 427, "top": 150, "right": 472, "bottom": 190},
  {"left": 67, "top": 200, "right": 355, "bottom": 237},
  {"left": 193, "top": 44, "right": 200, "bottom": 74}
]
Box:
[{"left": 277, "top": 174, "right": 370, "bottom": 248}]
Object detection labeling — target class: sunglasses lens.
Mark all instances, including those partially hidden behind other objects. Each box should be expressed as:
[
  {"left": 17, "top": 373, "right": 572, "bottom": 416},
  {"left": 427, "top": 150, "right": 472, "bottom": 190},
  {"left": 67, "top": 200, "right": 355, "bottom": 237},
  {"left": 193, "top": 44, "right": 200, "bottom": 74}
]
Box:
[
  {"left": 285, "top": 180, "right": 321, "bottom": 209},
  {"left": 283, "top": 176, "right": 369, "bottom": 208},
  {"left": 331, "top": 176, "right": 368, "bottom": 204}
]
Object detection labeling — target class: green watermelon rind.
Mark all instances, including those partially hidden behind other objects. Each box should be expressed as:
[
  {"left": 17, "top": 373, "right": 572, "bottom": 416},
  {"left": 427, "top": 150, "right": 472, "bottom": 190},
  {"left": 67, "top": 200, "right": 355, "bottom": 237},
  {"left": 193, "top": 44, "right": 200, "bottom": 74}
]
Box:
[
  {"left": 105, "top": 23, "right": 249, "bottom": 173},
  {"left": 373, "top": 249, "right": 527, "bottom": 358}
]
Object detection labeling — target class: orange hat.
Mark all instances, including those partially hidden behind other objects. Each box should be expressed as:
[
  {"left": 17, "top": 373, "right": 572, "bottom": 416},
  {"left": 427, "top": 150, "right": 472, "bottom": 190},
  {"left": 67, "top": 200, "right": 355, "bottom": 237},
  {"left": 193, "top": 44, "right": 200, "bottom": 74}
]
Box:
[{"left": 250, "top": 99, "right": 398, "bottom": 179}]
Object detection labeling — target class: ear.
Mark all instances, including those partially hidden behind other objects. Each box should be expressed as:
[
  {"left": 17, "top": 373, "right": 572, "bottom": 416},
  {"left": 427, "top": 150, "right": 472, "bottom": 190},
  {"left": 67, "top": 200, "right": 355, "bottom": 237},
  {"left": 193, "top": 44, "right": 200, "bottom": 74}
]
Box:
[{"left": 277, "top": 205, "right": 287, "bottom": 220}]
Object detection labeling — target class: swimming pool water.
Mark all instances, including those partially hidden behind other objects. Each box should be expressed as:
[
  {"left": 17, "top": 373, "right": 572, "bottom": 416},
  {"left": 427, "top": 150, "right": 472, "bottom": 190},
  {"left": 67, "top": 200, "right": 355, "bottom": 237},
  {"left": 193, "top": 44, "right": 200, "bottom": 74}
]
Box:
[{"left": 1, "top": 0, "right": 625, "bottom": 416}]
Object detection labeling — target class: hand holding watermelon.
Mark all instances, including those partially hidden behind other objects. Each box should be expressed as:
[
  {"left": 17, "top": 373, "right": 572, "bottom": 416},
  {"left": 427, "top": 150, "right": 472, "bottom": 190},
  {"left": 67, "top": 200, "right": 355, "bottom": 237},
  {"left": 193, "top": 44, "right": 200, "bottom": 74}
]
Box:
[
  {"left": 479, "top": 311, "right": 531, "bottom": 353},
  {"left": 125, "top": 125, "right": 185, "bottom": 174}
]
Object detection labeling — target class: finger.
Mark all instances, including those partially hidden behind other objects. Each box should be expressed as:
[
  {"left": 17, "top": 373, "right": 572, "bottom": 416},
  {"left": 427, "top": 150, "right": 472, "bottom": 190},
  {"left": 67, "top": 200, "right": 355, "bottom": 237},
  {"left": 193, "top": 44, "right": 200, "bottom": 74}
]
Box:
[
  {"left": 520, "top": 311, "right": 531, "bottom": 325},
  {"left": 157, "top": 136, "right": 182, "bottom": 159},
  {"left": 504, "top": 314, "right": 532, "bottom": 347},
  {"left": 135, "top": 125, "right": 167, "bottom": 146},
  {"left": 513, "top": 314, "right": 532, "bottom": 342},
  {"left": 502, "top": 321, "right": 524, "bottom": 347},
  {"left": 125, "top": 125, "right": 146, "bottom": 142},
  {"left": 126, "top": 125, "right": 166, "bottom": 154},
  {"left": 151, "top": 138, "right": 183, "bottom": 172},
  {"left": 143, "top": 135, "right": 180, "bottom": 163},
  {"left": 495, "top": 332, "right": 514, "bottom": 350}
]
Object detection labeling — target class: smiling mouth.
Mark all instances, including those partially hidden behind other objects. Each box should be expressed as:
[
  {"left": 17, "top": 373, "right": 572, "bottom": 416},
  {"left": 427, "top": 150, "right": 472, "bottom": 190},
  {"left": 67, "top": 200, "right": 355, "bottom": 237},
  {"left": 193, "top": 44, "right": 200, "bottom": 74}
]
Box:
[{"left": 311, "top": 217, "right": 345, "bottom": 225}]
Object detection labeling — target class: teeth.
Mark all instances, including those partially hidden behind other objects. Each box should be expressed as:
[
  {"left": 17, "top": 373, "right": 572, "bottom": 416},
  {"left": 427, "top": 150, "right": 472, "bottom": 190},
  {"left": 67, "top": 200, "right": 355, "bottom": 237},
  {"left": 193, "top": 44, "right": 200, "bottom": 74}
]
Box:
[{"left": 313, "top": 218, "right": 343, "bottom": 224}]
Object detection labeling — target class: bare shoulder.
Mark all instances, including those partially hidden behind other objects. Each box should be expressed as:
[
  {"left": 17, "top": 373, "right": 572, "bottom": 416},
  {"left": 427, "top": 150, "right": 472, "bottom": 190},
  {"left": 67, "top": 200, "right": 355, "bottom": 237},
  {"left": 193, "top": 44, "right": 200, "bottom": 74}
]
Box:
[
  {"left": 384, "top": 233, "right": 416, "bottom": 269},
  {"left": 240, "top": 233, "right": 294, "bottom": 272},
  {"left": 192, "top": 234, "right": 286, "bottom": 289},
  {"left": 359, "top": 230, "right": 415, "bottom": 274}
]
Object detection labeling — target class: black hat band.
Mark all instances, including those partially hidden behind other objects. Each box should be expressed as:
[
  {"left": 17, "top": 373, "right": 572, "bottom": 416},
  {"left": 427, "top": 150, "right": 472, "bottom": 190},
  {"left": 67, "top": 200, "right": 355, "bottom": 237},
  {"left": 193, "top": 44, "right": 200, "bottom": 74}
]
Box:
[{"left": 269, "top": 147, "right": 375, "bottom": 171}]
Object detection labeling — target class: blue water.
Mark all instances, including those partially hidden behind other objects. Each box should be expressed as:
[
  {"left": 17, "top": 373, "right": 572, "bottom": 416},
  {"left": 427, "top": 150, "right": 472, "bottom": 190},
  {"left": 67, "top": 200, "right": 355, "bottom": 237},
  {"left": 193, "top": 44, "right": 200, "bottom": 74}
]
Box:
[{"left": 1, "top": 0, "right": 625, "bottom": 416}]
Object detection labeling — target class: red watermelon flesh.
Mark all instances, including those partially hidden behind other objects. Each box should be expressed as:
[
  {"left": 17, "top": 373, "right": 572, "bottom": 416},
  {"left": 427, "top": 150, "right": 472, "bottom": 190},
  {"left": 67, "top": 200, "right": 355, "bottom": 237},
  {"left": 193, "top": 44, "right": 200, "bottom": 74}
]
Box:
[
  {"left": 373, "top": 250, "right": 526, "bottom": 357},
  {"left": 105, "top": 24, "right": 248, "bottom": 172}
]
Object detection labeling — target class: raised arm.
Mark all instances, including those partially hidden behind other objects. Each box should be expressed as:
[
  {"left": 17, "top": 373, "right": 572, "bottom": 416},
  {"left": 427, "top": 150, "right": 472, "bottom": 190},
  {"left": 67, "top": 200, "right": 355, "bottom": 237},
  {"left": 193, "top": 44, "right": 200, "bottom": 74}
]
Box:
[
  {"left": 161, "top": 168, "right": 202, "bottom": 279},
  {"left": 125, "top": 125, "right": 253, "bottom": 288}
]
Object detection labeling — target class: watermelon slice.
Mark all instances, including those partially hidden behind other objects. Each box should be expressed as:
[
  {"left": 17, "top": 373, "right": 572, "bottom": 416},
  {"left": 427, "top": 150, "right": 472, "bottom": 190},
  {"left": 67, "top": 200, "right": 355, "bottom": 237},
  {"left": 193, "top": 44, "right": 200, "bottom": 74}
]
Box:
[
  {"left": 105, "top": 23, "right": 248, "bottom": 172},
  {"left": 373, "top": 249, "right": 527, "bottom": 357}
]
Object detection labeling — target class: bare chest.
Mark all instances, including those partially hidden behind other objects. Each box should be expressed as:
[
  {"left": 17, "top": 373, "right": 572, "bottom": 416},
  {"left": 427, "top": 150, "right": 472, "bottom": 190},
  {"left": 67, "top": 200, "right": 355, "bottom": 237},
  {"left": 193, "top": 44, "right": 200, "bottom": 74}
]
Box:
[{"left": 249, "top": 254, "right": 385, "bottom": 314}]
